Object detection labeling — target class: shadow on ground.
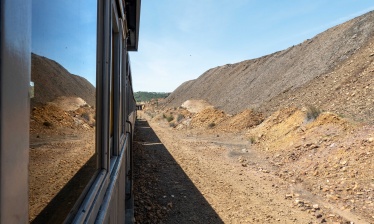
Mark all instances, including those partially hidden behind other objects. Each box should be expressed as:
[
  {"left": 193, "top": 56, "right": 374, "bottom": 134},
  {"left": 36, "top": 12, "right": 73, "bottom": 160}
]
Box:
[{"left": 134, "top": 119, "right": 223, "bottom": 224}]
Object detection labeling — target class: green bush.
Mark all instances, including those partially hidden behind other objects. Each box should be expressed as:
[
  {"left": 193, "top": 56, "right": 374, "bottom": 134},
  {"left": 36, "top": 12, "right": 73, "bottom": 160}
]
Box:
[
  {"left": 249, "top": 136, "right": 256, "bottom": 144},
  {"left": 81, "top": 112, "right": 90, "bottom": 121},
  {"left": 43, "top": 121, "right": 53, "bottom": 127},
  {"left": 166, "top": 115, "right": 174, "bottom": 122},
  {"left": 208, "top": 122, "right": 216, "bottom": 128},
  {"left": 176, "top": 114, "right": 184, "bottom": 122},
  {"left": 306, "top": 105, "right": 321, "bottom": 121}
]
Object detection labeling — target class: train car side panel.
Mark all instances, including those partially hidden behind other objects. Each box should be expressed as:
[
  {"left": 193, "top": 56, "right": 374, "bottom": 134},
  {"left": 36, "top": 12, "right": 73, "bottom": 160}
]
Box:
[{"left": 0, "top": 0, "right": 31, "bottom": 223}]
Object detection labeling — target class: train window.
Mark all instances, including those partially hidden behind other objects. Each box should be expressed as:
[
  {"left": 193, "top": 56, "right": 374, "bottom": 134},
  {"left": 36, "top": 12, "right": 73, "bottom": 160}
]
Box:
[
  {"left": 109, "top": 28, "right": 114, "bottom": 158},
  {"left": 121, "top": 51, "right": 127, "bottom": 135},
  {"left": 110, "top": 4, "right": 122, "bottom": 158},
  {"left": 30, "top": 0, "right": 98, "bottom": 222}
]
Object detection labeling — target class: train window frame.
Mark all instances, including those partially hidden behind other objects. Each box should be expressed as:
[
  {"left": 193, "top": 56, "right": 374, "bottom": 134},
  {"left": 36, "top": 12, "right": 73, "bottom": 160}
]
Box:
[
  {"left": 73, "top": 0, "right": 135, "bottom": 222},
  {"left": 72, "top": 0, "right": 112, "bottom": 222},
  {"left": 121, "top": 50, "right": 128, "bottom": 136},
  {"left": 111, "top": 2, "right": 122, "bottom": 158},
  {"left": 29, "top": 1, "right": 101, "bottom": 222}
]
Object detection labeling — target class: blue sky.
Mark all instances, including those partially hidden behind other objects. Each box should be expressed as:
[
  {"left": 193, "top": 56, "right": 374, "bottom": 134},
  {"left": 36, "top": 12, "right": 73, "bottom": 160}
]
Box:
[
  {"left": 32, "top": 0, "right": 97, "bottom": 85},
  {"left": 130, "top": 0, "right": 374, "bottom": 92},
  {"left": 32, "top": 1, "right": 374, "bottom": 93}
]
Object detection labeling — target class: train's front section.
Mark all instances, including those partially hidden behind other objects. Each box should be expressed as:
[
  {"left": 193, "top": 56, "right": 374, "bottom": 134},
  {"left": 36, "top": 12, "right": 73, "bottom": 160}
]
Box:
[{"left": 0, "top": 0, "right": 140, "bottom": 223}]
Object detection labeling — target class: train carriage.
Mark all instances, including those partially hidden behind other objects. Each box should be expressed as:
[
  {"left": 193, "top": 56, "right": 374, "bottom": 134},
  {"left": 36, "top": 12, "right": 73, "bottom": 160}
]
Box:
[{"left": 0, "top": 0, "right": 141, "bottom": 223}]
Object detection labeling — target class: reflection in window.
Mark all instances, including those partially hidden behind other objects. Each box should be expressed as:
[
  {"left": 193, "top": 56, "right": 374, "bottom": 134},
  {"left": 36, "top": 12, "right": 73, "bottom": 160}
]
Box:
[{"left": 30, "top": 1, "right": 97, "bottom": 222}]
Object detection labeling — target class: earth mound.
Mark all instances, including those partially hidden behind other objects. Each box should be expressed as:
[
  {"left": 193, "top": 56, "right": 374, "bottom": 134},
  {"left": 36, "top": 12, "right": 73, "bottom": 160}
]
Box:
[
  {"left": 181, "top": 99, "right": 213, "bottom": 113},
  {"left": 216, "top": 109, "right": 264, "bottom": 132},
  {"left": 190, "top": 107, "right": 227, "bottom": 128},
  {"left": 49, "top": 96, "right": 89, "bottom": 111},
  {"left": 31, "top": 53, "right": 95, "bottom": 107},
  {"left": 30, "top": 103, "right": 95, "bottom": 134},
  {"left": 164, "top": 10, "right": 374, "bottom": 124},
  {"left": 146, "top": 103, "right": 374, "bottom": 222},
  {"left": 140, "top": 9, "right": 374, "bottom": 224}
]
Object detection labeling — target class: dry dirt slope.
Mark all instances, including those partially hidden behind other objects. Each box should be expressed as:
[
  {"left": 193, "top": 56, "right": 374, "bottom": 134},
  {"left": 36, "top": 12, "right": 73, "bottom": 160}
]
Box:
[
  {"left": 29, "top": 53, "right": 97, "bottom": 222},
  {"left": 164, "top": 10, "right": 374, "bottom": 123},
  {"left": 31, "top": 53, "right": 96, "bottom": 107},
  {"left": 141, "top": 99, "right": 374, "bottom": 223}
]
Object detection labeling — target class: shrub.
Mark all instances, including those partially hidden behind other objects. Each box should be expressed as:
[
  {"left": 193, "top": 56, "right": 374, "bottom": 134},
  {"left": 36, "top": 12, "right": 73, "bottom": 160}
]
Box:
[
  {"left": 249, "top": 136, "right": 256, "bottom": 144},
  {"left": 43, "top": 121, "right": 53, "bottom": 127},
  {"left": 306, "top": 105, "right": 321, "bottom": 121},
  {"left": 176, "top": 114, "right": 184, "bottom": 122},
  {"left": 81, "top": 112, "right": 90, "bottom": 121},
  {"left": 166, "top": 115, "right": 174, "bottom": 122},
  {"left": 208, "top": 122, "right": 216, "bottom": 128},
  {"left": 169, "top": 122, "right": 176, "bottom": 128}
]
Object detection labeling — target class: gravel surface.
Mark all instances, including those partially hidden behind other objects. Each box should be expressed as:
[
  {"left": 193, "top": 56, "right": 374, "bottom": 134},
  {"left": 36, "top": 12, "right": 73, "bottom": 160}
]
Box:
[
  {"left": 133, "top": 119, "right": 223, "bottom": 223},
  {"left": 164, "top": 11, "right": 374, "bottom": 124},
  {"left": 134, "top": 105, "right": 373, "bottom": 223}
]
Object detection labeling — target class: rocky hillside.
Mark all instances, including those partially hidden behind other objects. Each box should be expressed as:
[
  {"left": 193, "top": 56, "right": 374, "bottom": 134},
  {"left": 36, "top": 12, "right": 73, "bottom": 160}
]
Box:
[
  {"left": 165, "top": 11, "right": 374, "bottom": 123},
  {"left": 31, "top": 53, "right": 95, "bottom": 106}
]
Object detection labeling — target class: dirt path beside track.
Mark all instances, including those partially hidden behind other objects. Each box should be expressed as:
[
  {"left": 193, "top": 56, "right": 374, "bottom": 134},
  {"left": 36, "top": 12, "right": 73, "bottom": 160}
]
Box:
[{"left": 134, "top": 112, "right": 341, "bottom": 224}]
